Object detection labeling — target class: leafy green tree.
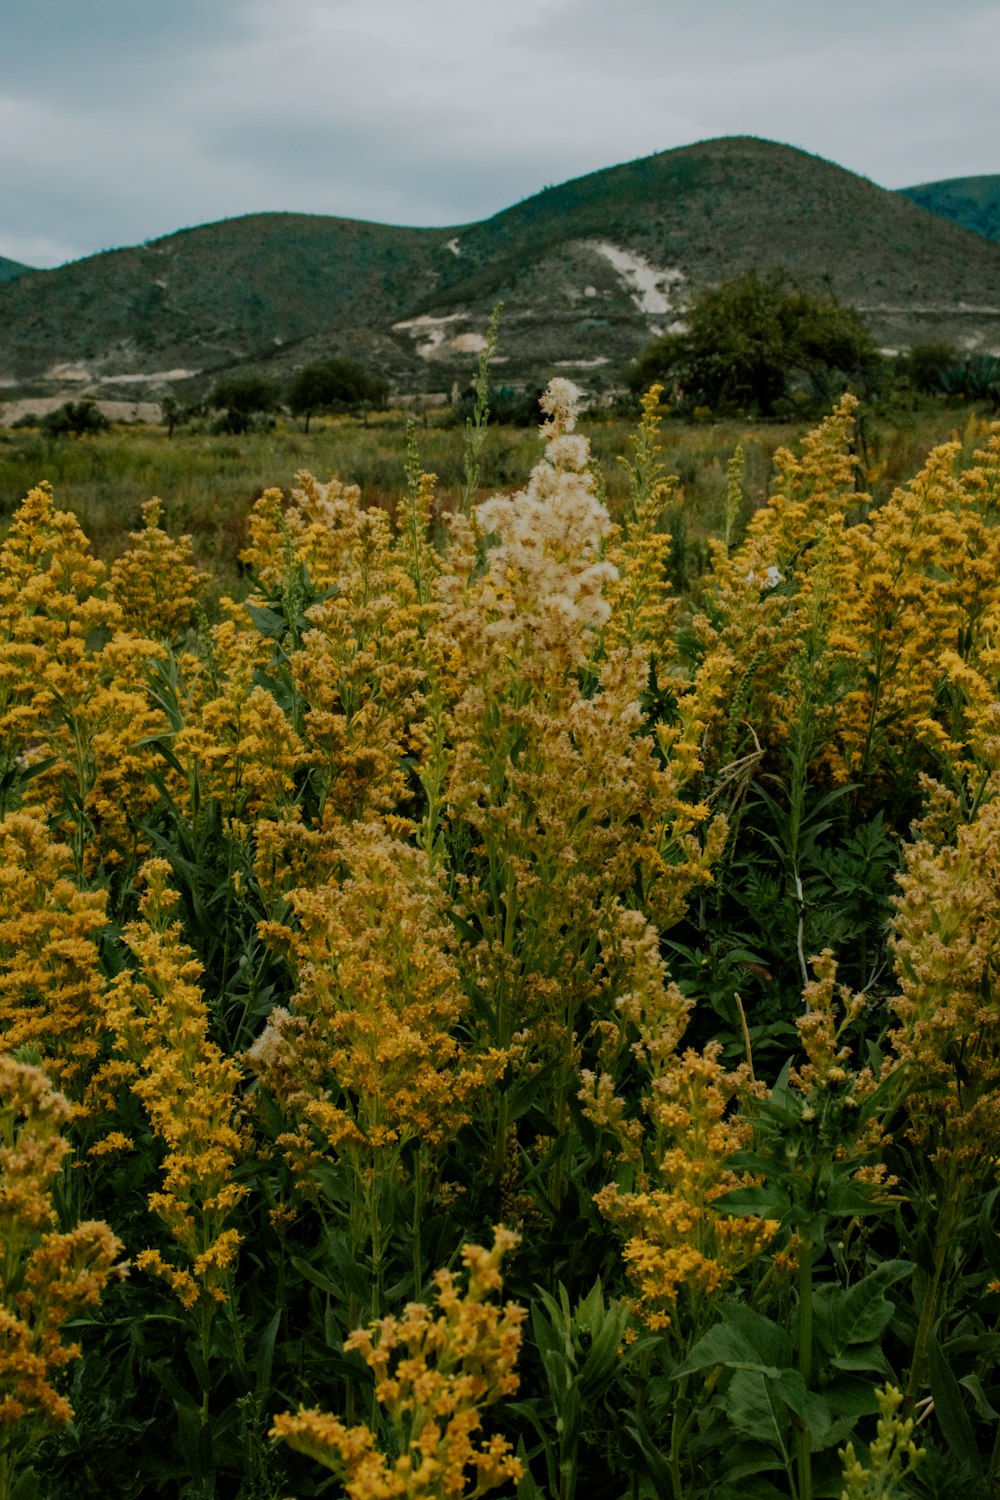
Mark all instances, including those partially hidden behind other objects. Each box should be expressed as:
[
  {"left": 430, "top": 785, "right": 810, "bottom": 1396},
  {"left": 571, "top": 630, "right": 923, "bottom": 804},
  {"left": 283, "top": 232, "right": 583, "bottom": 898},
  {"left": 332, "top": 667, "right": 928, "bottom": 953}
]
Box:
[
  {"left": 208, "top": 375, "right": 280, "bottom": 435},
  {"left": 896, "top": 341, "right": 960, "bottom": 395},
  {"left": 629, "top": 270, "right": 881, "bottom": 417},
  {"left": 287, "top": 359, "right": 387, "bottom": 431},
  {"left": 42, "top": 399, "right": 110, "bottom": 437}
]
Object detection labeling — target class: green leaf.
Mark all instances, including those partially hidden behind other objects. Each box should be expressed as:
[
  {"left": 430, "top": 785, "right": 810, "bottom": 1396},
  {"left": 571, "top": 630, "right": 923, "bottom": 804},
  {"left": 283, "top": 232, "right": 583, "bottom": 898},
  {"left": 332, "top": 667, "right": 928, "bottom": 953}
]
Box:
[
  {"left": 725, "top": 1368, "right": 801, "bottom": 1448},
  {"left": 245, "top": 602, "right": 288, "bottom": 639},
  {"left": 721, "top": 1305, "right": 793, "bottom": 1368},
  {"left": 978, "top": 1187, "right": 1000, "bottom": 1277},
  {"left": 10, "top": 1468, "right": 40, "bottom": 1500},
  {"left": 960, "top": 1371, "right": 999, "bottom": 1422},
  {"left": 837, "top": 1260, "right": 913, "bottom": 1346},
  {"left": 718, "top": 1447, "right": 785, "bottom": 1481},
  {"left": 624, "top": 1415, "right": 675, "bottom": 1495},
  {"left": 288, "top": 1254, "right": 340, "bottom": 1297},
  {"left": 673, "top": 1321, "right": 781, "bottom": 1380},
  {"left": 929, "top": 1340, "right": 980, "bottom": 1470},
  {"left": 715, "top": 1482, "right": 787, "bottom": 1500},
  {"left": 150, "top": 1359, "right": 201, "bottom": 1414},
  {"left": 801, "top": 1391, "right": 836, "bottom": 1448},
  {"left": 713, "top": 1185, "right": 792, "bottom": 1219},
  {"left": 255, "top": 1307, "right": 281, "bottom": 1396},
  {"left": 830, "top": 1343, "right": 890, "bottom": 1374},
  {"left": 820, "top": 1378, "right": 882, "bottom": 1446},
  {"left": 823, "top": 1180, "right": 880, "bottom": 1216},
  {"left": 515, "top": 1451, "right": 546, "bottom": 1500}
]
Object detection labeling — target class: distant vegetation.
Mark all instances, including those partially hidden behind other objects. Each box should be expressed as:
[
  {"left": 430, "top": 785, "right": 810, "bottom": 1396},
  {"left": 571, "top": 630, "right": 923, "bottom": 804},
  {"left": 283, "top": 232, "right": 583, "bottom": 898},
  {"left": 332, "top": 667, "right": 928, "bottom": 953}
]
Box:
[
  {"left": 287, "top": 358, "right": 388, "bottom": 430},
  {"left": 207, "top": 375, "right": 282, "bottom": 435},
  {"left": 629, "top": 271, "right": 881, "bottom": 417},
  {"left": 39, "top": 399, "right": 110, "bottom": 438},
  {"left": 0, "top": 401, "right": 986, "bottom": 607},
  {"left": 899, "top": 174, "right": 1000, "bottom": 244}
]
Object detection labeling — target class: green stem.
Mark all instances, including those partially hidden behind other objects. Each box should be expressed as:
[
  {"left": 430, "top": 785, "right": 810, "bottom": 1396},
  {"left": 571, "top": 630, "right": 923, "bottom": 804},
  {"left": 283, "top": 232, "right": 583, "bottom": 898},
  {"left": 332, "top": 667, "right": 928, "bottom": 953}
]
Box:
[
  {"left": 412, "top": 1150, "right": 424, "bottom": 1295},
  {"left": 669, "top": 1374, "right": 688, "bottom": 1500},
  {"left": 493, "top": 869, "right": 518, "bottom": 1184},
  {"left": 199, "top": 1297, "right": 213, "bottom": 1423},
  {"left": 796, "top": 1233, "right": 814, "bottom": 1500},
  {"left": 904, "top": 1186, "right": 959, "bottom": 1416},
  {"left": 629, "top": 1344, "right": 653, "bottom": 1500}
]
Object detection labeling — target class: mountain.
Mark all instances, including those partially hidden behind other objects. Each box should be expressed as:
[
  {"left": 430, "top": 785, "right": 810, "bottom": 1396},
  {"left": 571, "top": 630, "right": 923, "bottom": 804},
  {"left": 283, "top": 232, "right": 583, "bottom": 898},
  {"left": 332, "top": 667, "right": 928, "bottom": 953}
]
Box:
[
  {"left": 898, "top": 175, "right": 1000, "bottom": 245},
  {"left": 0, "top": 255, "right": 34, "bottom": 283},
  {"left": 4, "top": 136, "right": 1000, "bottom": 402}
]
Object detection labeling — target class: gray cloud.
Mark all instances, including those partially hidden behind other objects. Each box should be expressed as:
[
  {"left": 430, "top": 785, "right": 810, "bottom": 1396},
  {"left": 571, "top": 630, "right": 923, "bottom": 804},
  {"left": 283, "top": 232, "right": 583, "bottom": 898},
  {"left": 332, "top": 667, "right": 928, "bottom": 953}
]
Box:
[{"left": 1, "top": 0, "right": 997, "bottom": 266}]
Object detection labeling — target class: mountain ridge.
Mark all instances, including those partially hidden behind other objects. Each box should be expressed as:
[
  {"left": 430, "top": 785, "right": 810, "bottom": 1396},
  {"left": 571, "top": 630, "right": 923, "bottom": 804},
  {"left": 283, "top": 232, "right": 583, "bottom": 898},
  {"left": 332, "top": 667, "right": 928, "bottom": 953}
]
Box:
[
  {"left": 898, "top": 174, "right": 1000, "bottom": 245},
  {"left": 4, "top": 136, "right": 1000, "bottom": 402}
]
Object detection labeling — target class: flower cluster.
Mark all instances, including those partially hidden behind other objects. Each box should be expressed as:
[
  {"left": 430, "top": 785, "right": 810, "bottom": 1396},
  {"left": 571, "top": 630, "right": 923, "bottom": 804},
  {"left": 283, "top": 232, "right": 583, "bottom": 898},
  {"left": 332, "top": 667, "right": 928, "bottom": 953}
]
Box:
[
  {"left": 247, "top": 825, "right": 499, "bottom": 1179},
  {"left": 0, "top": 812, "right": 108, "bottom": 1105},
  {"left": 109, "top": 497, "right": 208, "bottom": 641},
  {"left": 106, "top": 860, "right": 248, "bottom": 1309},
  {"left": 0, "top": 1056, "right": 123, "bottom": 1482},
  {"left": 271, "top": 1227, "right": 524, "bottom": 1499}
]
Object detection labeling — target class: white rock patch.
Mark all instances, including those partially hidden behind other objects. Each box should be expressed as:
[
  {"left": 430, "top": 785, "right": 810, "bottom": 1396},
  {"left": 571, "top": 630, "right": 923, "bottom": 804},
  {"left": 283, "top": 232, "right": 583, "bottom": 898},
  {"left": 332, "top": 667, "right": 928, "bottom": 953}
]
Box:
[
  {"left": 393, "top": 313, "right": 467, "bottom": 333},
  {"left": 100, "top": 368, "right": 198, "bottom": 384},
  {"left": 46, "top": 363, "right": 91, "bottom": 382},
  {"left": 394, "top": 312, "right": 489, "bottom": 362},
  {"left": 590, "top": 243, "right": 684, "bottom": 318},
  {"left": 445, "top": 237, "right": 462, "bottom": 256}
]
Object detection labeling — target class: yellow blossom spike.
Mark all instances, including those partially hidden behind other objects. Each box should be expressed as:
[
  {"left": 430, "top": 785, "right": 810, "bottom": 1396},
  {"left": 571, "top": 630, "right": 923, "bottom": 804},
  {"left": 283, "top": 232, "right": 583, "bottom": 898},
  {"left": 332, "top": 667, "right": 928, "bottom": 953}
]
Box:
[{"left": 271, "top": 1227, "right": 524, "bottom": 1499}]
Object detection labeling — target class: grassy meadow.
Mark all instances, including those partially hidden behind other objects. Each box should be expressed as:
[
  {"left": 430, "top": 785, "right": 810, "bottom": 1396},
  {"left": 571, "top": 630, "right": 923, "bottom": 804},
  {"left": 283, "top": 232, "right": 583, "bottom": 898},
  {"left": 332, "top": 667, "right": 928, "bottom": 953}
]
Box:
[
  {"left": 0, "top": 401, "right": 981, "bottom": 595},
  {"left": 0, "top": 388, "right": 999, "bottom": 1500}
]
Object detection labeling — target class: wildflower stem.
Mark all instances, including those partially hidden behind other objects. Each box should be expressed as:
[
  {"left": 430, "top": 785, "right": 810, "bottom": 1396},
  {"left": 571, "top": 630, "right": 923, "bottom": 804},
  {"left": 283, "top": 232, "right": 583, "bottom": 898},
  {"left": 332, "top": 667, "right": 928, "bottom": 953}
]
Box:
[
  {"left": 669, "top": 1374, "right": 688, "bottom": 1500},
  {"left": 904, "top": 1181, "right": 959, "bottom": 1416},
  {"left": 796, "top": 1234, "right": 814, "bottom": 1500},
  {"left": 493, "top": 868, "right": 518, "bottom": 1184},
  {"left": 412, "top": 1149, "right": 424, "bottom": 1294},
  {"left": 459, "top": 302, "right": 502, "bottom": 516}
]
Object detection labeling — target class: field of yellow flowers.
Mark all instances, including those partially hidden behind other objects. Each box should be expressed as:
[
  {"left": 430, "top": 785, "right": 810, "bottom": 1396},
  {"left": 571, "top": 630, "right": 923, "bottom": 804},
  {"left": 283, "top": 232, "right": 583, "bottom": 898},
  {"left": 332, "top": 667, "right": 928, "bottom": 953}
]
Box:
[{"left": 1, "top": 380, "right": 999, "bottom": 1500}]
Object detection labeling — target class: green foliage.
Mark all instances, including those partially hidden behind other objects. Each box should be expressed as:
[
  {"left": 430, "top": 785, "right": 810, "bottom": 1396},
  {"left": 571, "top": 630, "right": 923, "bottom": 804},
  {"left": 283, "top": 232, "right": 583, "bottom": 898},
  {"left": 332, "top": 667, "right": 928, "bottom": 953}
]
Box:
[
  {"left": 208, "top": 376, "right": 280, "bottom": 435},
  {"left": 899, "top": 175, "right": 1000, "bottom": 245},
  {"left": 41, "top": 400, "right": 110, "bottom": 438},
  {"left": 898, "top": 341, "right": 961, "bottom": 394},
  {"left": 629, "top": 270, "right": 882, "bottom": 417},
  {"left": 286, "top": 359, "right": 387, "bottom": 430}
]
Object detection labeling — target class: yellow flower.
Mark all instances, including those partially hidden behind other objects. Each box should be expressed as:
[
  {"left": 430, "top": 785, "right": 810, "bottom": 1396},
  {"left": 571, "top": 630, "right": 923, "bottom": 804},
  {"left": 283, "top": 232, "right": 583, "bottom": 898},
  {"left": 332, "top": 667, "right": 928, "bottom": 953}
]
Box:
[
  {"left": 106, "top": 860, "right": 248, "bottom": 1309},
  {"left": 0, "top": 812, "right": 108, "bottom": 1105},
  {"left": 0, "top": 1056, "right": 123, "bottom": 1481},
  {"left": 109, "top": 498, "right": 209, "bottom": 640},
  {"left": 271, "top": 1228, "right": 524, "bottom": 1499}
]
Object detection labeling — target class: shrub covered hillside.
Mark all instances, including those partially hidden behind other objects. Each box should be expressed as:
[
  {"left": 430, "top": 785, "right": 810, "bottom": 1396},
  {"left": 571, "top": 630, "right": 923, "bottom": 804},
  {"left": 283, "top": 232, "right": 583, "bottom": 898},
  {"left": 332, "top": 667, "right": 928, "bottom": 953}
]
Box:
[{"left": 0, "top": 383, "right": 999, "bottom": 1499}]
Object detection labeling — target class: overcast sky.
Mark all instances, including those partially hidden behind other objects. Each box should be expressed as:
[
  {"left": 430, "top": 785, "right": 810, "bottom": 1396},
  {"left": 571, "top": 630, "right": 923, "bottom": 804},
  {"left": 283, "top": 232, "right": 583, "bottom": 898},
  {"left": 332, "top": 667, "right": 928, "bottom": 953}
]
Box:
[{"left": 2, "top": 0, "right": 996, "bottom": 268}]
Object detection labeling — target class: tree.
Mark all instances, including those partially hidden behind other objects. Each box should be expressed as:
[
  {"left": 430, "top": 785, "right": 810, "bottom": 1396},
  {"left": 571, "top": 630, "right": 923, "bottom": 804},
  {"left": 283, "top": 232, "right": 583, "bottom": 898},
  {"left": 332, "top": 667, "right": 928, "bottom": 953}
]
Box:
[
  {"left": 898, "top": 342, "right": 959, "bottom": 394},
  {"left": 629, "top": 270, "right": 881, "bottom": 417},
  {"left": 208, "top": 375, "right": 280, "bottom": 435},
  {"left": 42, "top": 400, "right": 110, "bottom": 437},
  {"left": 160, "top": 395, "right": 187, "bottom": 438},
  {"left": 287, "top": 359, "right": 388, "bottom": 431}
]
